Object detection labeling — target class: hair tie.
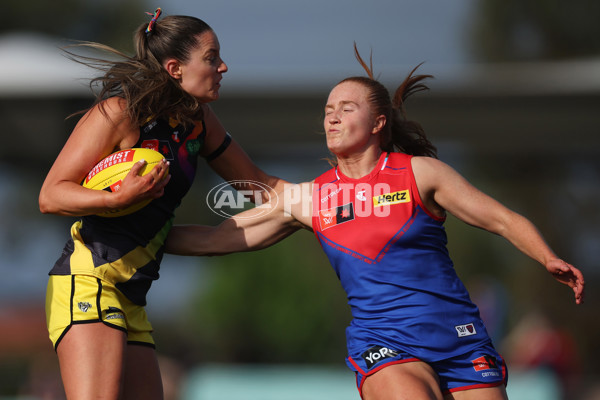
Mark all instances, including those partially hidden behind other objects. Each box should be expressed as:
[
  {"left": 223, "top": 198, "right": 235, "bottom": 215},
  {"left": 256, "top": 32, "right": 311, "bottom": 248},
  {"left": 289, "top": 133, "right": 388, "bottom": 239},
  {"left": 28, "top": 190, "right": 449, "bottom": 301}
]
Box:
[{"left": 145, "top": 8, "right": 162, "bottom": 35}]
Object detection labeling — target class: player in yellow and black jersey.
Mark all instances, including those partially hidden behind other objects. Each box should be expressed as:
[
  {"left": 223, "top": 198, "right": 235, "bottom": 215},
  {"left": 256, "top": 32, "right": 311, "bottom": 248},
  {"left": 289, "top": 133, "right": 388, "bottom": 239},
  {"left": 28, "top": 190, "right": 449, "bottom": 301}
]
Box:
[{"left": 39, "top": 9, "right": 284, "bottom": 400}]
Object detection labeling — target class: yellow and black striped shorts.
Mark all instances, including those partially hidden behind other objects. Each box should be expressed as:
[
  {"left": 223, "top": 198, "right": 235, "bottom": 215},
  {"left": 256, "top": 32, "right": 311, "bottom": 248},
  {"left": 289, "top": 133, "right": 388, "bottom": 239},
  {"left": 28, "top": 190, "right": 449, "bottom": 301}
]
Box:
[{"left": 45, "top": 275, "right": 155, "bottom": 350}]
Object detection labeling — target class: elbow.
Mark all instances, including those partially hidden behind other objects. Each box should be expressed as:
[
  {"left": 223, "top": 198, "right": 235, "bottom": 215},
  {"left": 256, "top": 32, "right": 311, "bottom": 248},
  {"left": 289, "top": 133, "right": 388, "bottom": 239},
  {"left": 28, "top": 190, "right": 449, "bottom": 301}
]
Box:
[
  {"left": 38, "top": 192, "right": 53, "bottom": 214},
  {"left": 487, "top": 211, "right": 519, "bottom": 238},
  {"left": 38, "top": 191, "right": 61, "bottom": 215}
]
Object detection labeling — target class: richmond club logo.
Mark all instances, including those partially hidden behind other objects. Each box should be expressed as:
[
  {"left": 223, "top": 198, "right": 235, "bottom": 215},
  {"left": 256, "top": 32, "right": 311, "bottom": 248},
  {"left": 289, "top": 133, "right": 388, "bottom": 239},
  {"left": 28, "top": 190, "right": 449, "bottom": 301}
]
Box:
[{"left": 206, "top": 180, "right": 278, "bottom": 219}]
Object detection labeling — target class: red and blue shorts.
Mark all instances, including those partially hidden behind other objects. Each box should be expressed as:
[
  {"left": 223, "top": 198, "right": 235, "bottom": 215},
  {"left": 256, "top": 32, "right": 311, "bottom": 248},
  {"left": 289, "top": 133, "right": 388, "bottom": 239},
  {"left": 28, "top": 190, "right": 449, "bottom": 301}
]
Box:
[{"left": 347, "top": 342, "right": 508, "bottom": 397}]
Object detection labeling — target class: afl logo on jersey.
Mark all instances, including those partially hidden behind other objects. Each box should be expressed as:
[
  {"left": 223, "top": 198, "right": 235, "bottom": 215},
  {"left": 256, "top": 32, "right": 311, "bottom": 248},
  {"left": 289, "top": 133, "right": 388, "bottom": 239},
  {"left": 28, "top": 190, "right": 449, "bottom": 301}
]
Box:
[{"left": 373, "top": 190, "right": 410, "bottom": 207}]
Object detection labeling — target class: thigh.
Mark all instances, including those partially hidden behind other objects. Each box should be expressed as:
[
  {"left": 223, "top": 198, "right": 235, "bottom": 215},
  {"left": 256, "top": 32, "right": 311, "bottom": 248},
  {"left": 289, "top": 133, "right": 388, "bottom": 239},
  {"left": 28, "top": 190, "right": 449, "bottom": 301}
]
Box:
[
  {"left": 444, "top": 385, "right": 508, "bottom": 400},
  {"left": 57, "top": 322, "right": 127, "bottom": 400},
  {"left": 122, "top": 344, "right": 163, "bottom": 400},
  {"left": 46, "top": 274, "right": 155, "bottom": 349},
  {"left": 362, "top": 361, "right": 444, "bottom": 400},
  {"left": 46, "top": 275, "right": 132, "bottom": 349}
]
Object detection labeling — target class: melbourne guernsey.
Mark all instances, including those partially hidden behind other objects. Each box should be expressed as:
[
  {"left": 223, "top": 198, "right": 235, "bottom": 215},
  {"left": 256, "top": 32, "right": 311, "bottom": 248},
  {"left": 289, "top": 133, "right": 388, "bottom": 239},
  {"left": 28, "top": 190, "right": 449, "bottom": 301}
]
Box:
[{"left": 312, "top": 152, "right": 492, "bottom": 363}]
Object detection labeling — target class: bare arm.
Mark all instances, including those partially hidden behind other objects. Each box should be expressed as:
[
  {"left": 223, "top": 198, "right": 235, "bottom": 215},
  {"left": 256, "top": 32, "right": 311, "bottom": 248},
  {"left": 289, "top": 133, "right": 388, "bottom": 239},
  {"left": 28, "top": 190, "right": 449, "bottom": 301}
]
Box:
[
  {"left": 165, "top": 182, "right": 313, "bottom": 256},
  {"left": 39, "top": 98, "right": 169, "bottom": 216},
  {"left": 412, "top": 156, "right": 585, "bottom": 304}
]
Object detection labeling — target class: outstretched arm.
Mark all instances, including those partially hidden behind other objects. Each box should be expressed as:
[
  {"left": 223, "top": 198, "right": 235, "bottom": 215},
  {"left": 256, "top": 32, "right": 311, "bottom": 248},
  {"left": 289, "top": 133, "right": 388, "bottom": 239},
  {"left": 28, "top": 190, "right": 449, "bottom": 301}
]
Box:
[
  {"left": 165, "top": 182, "right": 313, "bottom": 256},
  {"left": 412, "top": 156, "right": 585, "bottom": 304}
]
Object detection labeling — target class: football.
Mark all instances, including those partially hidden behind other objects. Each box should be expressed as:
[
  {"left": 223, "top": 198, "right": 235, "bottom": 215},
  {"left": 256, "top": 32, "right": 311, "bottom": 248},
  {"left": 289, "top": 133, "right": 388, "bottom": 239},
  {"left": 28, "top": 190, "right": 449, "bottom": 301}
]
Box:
[{"left": 82, "top": 147, "right": 166, "bottom": 217}]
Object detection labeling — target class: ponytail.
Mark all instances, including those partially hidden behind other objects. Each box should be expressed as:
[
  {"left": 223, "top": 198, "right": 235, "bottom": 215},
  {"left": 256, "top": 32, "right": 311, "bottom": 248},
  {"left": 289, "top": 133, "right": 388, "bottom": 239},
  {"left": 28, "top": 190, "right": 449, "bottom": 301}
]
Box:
[{"left": 345, "top": 44, "right": 438, "bottom": 158}]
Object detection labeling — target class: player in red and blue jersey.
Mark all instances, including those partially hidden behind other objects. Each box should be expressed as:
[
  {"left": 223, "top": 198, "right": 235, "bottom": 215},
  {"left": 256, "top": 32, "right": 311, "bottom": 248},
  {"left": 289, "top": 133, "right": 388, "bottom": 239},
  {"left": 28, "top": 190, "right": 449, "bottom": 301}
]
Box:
[
  {"left": 166, "top": 47, "right": 584, "bottom": 399},
  {"left": 312, "top": 151, "right": 508, "bottom": 397}
]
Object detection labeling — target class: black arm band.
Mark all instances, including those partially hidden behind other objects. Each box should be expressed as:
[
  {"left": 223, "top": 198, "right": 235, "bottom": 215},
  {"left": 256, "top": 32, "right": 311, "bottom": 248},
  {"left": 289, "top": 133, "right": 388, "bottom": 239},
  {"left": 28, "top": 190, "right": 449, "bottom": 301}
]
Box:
[{"left": 204, "top": 132, "right": 232, "bottom": 162}]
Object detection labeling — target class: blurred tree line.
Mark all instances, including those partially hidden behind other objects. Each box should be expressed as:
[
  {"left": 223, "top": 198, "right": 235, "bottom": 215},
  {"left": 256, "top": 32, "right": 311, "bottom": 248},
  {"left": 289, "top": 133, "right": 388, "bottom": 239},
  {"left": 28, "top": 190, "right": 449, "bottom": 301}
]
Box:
[{"left": 472, "top": 0, "right": 600, "bottom": 61}]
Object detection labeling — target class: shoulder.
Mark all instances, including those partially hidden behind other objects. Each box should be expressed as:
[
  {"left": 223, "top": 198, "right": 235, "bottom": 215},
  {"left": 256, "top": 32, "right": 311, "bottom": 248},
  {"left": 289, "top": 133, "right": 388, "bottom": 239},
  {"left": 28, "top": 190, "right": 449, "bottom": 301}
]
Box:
[
  {"left": 82, "top": 97, "right": 138, "bottom": 147},
  {"left": 411, "top": 156, "right": 451, "bottom": 176},
  {"left": 412, "top": 156, "right": 465, "bottom": 192},
  {"left": 97, "top": 97, "right": 128, "bottom": 120},
  {"left": 72, "top": 97, "right": 129, "bottom": 132},
  {"left": 411, "top": 156, "right": 454, "bottom": 217}
]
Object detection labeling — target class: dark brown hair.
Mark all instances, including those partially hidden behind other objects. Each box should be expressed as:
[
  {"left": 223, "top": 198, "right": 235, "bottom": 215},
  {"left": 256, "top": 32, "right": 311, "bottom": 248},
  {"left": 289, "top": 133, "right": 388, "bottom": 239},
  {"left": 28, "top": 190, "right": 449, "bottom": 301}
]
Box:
[
  {"left": 64, "top": 13, "right": 213, "bottom": 127},
  {"left": 337, "top": 44, "right": 438, "bottom": 158}
]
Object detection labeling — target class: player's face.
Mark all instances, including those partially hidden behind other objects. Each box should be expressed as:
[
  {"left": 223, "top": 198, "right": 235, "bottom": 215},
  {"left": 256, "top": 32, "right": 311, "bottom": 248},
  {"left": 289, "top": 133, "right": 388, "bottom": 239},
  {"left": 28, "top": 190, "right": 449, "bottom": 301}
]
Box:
[
  {"left": 324, "top": 81, "right": 377, "bottom": 157},
  {"left": 178, "top": 30, "right": 228, "bottom": 102}
]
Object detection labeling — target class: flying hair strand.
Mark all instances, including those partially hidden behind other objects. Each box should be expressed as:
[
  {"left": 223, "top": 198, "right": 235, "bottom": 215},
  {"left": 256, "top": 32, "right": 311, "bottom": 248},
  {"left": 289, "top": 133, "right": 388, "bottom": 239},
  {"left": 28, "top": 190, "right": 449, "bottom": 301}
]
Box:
[{"left": 353, "top": 42, "right": 375, "bottom": 80}]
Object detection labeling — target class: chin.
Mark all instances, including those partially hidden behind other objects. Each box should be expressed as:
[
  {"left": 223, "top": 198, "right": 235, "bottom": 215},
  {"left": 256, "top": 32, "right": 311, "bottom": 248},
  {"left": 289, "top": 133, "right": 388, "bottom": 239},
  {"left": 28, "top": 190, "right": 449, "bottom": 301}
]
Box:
[
  {"left": 327, "top": 146, "right": 343, "bottom": 158},
  {"left": 326, "top": 140, "right": 343, "bottom": 154},
  {"left": 198, "top": 94, "right": 219, "bottom": 103}
]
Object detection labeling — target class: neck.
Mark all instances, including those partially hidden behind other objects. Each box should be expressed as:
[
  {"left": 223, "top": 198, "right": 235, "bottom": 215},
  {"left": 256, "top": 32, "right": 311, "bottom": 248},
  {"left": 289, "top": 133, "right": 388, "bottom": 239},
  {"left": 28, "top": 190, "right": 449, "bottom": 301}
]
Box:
[{"left": 336, "top": 146, "right": 383, "bottom": 179}]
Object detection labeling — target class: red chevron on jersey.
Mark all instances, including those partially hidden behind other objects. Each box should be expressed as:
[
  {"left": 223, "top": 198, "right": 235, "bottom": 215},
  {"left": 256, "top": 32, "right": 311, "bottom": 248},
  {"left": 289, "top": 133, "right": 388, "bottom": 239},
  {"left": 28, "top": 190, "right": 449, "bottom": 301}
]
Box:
[{"left": 312, "top": 153, "right": 420, "bottom": 261}]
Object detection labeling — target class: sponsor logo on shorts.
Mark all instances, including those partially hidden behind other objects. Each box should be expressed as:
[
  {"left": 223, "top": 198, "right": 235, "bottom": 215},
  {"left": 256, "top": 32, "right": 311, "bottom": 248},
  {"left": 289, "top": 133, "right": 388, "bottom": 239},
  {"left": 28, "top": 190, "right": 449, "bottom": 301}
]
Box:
[
  {"left": 455, "top": 323, "right": 477, "bottom": 337},
  {"left": 104, "top": 306, "right": 125, "bottom": 321},
  {"left": 361, "top": 345, "right": 399, "bottom": 369},
  {"left": 472, "top": 355, "right": 501, "bottom": 377},
  {"left": 373, "top": 190, "right": 410, "bottom": 207},
  {"left": 78, "top": 302, "right": 92, "bottom": 312}
]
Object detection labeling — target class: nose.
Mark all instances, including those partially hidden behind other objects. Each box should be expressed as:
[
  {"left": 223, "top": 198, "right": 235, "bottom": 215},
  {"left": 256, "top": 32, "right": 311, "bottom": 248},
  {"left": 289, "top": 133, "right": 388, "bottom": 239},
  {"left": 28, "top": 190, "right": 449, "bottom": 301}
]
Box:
[
  {"left": 327, "top": 110, "right": 341, "bottom": 124},
  {"left": 218, "top": 58, "right": 228, "bottom": 73}
]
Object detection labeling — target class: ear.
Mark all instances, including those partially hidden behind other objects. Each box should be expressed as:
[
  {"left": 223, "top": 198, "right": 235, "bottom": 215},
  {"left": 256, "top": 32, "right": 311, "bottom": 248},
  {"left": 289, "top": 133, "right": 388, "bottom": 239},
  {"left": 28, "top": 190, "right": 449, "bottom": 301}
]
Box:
[
  {"left": 164, "top": 59, "right": 182, "bottom": 79},
  {"left": 372, "top": 115, "right": 386, "bottom": 134}
]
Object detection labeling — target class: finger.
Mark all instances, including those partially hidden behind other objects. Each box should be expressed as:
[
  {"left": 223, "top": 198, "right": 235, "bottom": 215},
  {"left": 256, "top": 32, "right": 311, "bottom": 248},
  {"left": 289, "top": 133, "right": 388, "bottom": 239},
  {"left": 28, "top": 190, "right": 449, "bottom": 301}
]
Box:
[
  {"left": 129, "top": 159, "right": 147, "bottom": 176},
  {"left": 150, "top": 159, "right": 169, "bottom": 180},
  {"left": 156, "top": 173, "right": 171, "bottom": 189},
  {"left": 157, "top": 160, "right": 170, "bottom": 179},
  {"left": 574, "top": 281, "right": 585, "bottom": 304},
  {"left": 149, "top": 174, "right": 170, "bottom": 198},
  {"left": 572, "top": 266, "right": 585, "bottom": 283},
  {"left": 557, "top": 261, "right": 572, "bottom": 273}
]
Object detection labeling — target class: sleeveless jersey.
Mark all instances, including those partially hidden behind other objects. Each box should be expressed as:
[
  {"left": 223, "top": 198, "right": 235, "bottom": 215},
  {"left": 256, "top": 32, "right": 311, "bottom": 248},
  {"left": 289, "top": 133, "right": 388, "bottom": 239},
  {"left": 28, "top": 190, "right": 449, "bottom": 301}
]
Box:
[
  {"left": 311, "top": 152, "right": 491, "bottom": 362},
  {"left": 49, "top": 117, "right": 205, "bottom": 305}
]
